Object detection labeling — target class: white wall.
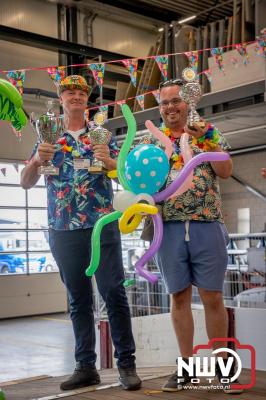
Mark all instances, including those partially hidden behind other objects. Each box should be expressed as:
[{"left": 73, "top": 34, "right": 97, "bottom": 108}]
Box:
[
  {"left": 220, "top": 152, "right": 266, "bottom": 233},
  {"left": 0, "top": 273, "right": 68, "bottom": 319},
  {"left": 131, "top": 310, "right": 209, "bottom": 367},
  {"left": 130, "top": 308, "right": 266, "bottom": 371},
  {"left": 0, "top": 0, "right": 58, "bottom": 37},
  {"left": 78, "top": 14, "right": 157, "bottom": 57}
]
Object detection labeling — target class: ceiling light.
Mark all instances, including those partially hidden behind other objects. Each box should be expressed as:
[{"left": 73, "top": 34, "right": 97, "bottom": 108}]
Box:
[
  {"left": 158, "top": 27, "right": 164, "bottom": 32},
  {"left": 178, "top": 15, "right": 196, "bottom": 24}
]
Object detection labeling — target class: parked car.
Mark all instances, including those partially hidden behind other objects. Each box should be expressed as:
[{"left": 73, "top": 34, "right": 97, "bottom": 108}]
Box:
[
  {"left": 0, "top": 254, "right": 25, "bottom": 274},
  {"left": 0, "top": 243, "right": 46, "bottom": 274}
]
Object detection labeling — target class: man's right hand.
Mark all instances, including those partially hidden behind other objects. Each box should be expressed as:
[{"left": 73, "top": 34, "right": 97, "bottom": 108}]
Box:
[{"left": 34, "top": 143, "right": 56, "bottom": 165}]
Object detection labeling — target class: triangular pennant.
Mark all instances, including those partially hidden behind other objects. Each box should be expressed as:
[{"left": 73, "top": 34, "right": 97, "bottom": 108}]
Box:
[
  {"left": 0, "top": 168, "right": 6, "bottom": 177},
  {"left": 203, "top": 69, "right": 212, "bottom": 82},
  {"left": 89, "top": 63, "right": 105, "bottom": 87},
  {"left": 121, "top": 59, "right": 138, "bottom": 87},
  {"left": 210, "top": 47, "right": 225, "bottom": 74},
  {"left": 184, "top": 51, "right": 199, "bottom": 73},
  {"left": 47, "top": 66, "right": 66, "bottom": 87},
  {"left": 13, "top": 163, "right": 19, "bottom": 172},
  {"left": 6, "top": 70, "right": 26, "bottom": 95},
  {"left": 255, "top": 28, "right": 266, "bottom": 57},
  {"left": 136, "top": 94, "right": 145, "bottom": 110},
  {"left": 151, "top": 90, "right": 160, "bottom": 104},
  {"left": 235, "top": 43, "right": 249, "bottom": 65},
  {"left": 99, "top": 105, "right": 109, "bottom": 121},
  {"left": 155, "top": 56, "right": 168, "bottom": 81}
]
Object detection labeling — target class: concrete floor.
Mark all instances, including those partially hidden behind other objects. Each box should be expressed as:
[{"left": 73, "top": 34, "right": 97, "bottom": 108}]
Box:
[{"left": 0, "top": 313, "right": 76, "bottom": 383}]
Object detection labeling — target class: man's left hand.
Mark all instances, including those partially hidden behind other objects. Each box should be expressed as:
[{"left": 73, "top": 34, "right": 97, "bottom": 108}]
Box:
[
  {"left": 92, "top": 144, "right": 116, "bottom": 170},
  {"left": 92, "top": 144, "right": 110, "bottom": 162},
  {"left": 184, "top": 119, "right": 208, "bottom": 139}
]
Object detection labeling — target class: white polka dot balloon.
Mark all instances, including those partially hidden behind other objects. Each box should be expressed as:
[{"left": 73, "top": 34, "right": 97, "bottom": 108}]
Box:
[{"left": 125, "top": 144, "right": 170, "bottom": 195}]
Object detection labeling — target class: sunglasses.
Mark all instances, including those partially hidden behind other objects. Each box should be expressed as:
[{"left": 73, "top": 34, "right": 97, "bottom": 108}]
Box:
[{"left": 159, "top": 78, "right": 184, "bottom": 89}]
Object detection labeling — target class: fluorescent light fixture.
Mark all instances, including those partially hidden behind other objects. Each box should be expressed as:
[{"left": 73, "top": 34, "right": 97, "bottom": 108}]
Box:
[
  {"left": 158, "top": 27, "right": 164, "bottom": 32},
  {"left": 178, "top": 15, "right": 196, "bottom": 24}
]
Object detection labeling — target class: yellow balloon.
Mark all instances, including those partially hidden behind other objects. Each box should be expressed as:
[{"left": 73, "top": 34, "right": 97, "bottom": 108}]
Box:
[
  {"left": 107, "top": 169, "right": 118, "bottom": 179},
  {"left": 119, "top": 203, "right": 158, "bottom": 234}
]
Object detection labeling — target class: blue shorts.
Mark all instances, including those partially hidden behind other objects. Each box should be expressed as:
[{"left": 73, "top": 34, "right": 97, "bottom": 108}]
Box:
[{"left": 155, "top": 221, "right": 229, "bottom": 294}]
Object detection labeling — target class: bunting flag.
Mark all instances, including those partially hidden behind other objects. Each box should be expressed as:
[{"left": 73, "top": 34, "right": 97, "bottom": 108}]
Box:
[
  {"left": 89, "top": 63, "right": 105, "bottom": 87},
  {"left": 0, "top": 168, "right": 6, "bottom": 177},
  {"left": 230, "top": 56, "right": 239, "bottom": 68},
  {"left": 255, "top": 28, "right": 266, "bottom": 57},
  {"left": 152, "top": 89, "right": 160, "bottom": 104},
  {"left": 13, "top": 163, "right": 19, "bottom": 172},
  {"left": 210, "top": 47, "right": 225, "bottom": 74},
  {"left": 203, "top": 69, "right": 212, "bottom": 82},
  {"left": 155, "top": 56, "right": 168, "bottom": 81},
  {"left": 136, "top": 94, "right": 145, "bottom": 110},
  {"left": 99, "top": 105, "right": 109, "bottom": 121},
  {"left": 184, "top": 51, "right": 199, "bottom": 73},
  {"left": 121, "top": 59, "right": 138, "bottom": 87},
  {"left": 6, "top": 70, "right": 26, "bottom": 95},
  {"left": 47, "top": 66, "right": 65, "bottom": 86},
  {"left": 235, "top": 43, "right": 249, "bottom": 65}
]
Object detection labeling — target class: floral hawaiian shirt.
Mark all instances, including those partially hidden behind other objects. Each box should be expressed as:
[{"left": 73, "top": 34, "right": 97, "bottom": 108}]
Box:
[
  {"left": 141, "top": 129, "right": 231, "bottom": 222},
  {"left": 31, "top": 129, "right": 119, "bottom": 230}
]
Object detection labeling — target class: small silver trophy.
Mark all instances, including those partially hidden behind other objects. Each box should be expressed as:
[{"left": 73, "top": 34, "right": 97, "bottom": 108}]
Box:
[
  {"left": 88, "top": 111, "right": 112, "bottom": 173},
  {"left": 179, "top": 68, "right": 206, "bottom": 131},
  {"left": 30, "top": 99, "right": 65, "bottom": 175}
]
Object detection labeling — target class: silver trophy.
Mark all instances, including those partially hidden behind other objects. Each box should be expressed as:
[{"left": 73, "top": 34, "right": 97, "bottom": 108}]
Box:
[
  {"left": 88, "top": 111, "right": 112, "bottom": 173},
  {"left": 30, "top": 99, "right": 65, "bottom": 175},
  {"left": 179, "top": 68, "right": 206, "bottom": 131}
]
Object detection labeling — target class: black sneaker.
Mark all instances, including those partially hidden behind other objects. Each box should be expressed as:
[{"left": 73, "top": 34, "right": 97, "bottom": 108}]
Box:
[
  {"left": 162, "top": 358, "right": 195, "bottom": 392},
  {"left": 118, "top": 366, "right": 142, "bottom": 390},
  {"left": 60, "top": 364, "right": 101, "bottom": 391},
  {"left": 216, "top": 361, "right": 243, "bottom": 394}
]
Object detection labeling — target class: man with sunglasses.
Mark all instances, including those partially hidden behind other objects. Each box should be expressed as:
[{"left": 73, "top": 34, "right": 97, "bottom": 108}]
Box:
[{"left": 143, "top": 79, "right": 243, "bottom": 394}]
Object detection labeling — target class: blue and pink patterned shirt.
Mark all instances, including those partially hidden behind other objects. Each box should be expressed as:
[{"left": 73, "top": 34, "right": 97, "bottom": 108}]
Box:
[{"left": 31, "top": 129, "right": 119, "bottom": 230}]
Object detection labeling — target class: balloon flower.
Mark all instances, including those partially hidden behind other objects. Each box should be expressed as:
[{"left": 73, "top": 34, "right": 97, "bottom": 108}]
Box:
[
  {"left": 86, "top": 104, "right": 229, "bottom": 283},
  {"left": 0, "top": 78, "right": 27, "bottom": 137}
]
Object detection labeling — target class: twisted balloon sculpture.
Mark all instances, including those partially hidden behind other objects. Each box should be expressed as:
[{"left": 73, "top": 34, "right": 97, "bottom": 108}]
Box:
[
  {"left": 86, "top": 104, "right": 229, "bottom": 283},
  {"left": 0, "top": 79, "right": 27, "bottom": 135}
]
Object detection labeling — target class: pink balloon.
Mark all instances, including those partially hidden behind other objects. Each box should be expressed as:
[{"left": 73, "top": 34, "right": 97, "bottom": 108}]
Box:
[
  {"left": 153, "top": 151, "right": 230, "bottom": 203},
  {"left": 135, "top": 213, "right": 163, "bottom": 283},
  {"left": 145, "top": 120, "right": 173, "bottom": 160},
  {"left": 169, "top": 132, "right": 193, "bottom": 199}
]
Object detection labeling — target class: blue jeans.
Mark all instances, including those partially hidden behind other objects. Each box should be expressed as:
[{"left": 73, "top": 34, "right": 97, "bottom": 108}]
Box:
[{"left": 49, "top": 221, "right": 136, "bottom": 368}]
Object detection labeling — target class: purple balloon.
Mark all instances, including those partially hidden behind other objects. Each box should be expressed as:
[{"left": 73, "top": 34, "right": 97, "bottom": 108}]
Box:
[
  {"left": 153, "top": 151, "right": 229, "bottom": 203},
  {"left": 135, "top": 212, "right": 163, "bottom": 283}
]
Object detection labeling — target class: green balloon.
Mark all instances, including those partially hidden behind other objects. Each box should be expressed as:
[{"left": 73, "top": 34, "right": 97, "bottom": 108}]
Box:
[
  {"left": 117, "top": 104, "right": 137, "bottom": 190},
  {"left": 0, "top": 390, "right": 6, "bottom": 400},
  {"left": 11, "top": 108, "right": 27, "bottom": 131},
  {"left": 0, "top": 78, "right": 22, "bottom": 109},
  {"left": 0, "top": 93, "right": 16, "bottom": 121},
  {"left": 85, "top": 211, "right": 122, "bottom": 277},
  {"left": 123, "top": 279, "right": 136, "bottom": 288}
]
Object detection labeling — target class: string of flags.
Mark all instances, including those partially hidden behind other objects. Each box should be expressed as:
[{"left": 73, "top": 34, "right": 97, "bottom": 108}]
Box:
[{"left": 0, "top": 34, "right": 265, "bottom": 115}]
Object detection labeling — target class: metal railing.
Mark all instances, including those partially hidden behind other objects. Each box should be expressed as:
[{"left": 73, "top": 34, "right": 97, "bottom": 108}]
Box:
[{"left": 94, "top": 232, "right": 266, "bottom": 319}]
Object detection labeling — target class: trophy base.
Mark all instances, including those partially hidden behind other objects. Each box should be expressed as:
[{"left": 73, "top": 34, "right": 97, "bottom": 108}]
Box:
[
  {"left": 88, "top": 161, "right": 107, "bottom": 174},
  {"left": 88, "top": 165, "right": 107, "bottom": 174},
  {"left": 38, "top": 165, "right": 59, "bottom": 176},
  {"left": 188, "top": 121, "right": 206, "bottom": 131}
]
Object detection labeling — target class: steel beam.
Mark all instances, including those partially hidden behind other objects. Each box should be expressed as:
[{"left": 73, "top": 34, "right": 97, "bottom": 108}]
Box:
[{"left": 0, "top": 25, "right": 133, "bottom": 62}]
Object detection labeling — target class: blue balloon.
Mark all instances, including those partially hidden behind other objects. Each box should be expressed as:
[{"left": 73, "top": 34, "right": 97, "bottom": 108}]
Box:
[{"left": 125, "top": 144, "right": 169, "bottom": 195}]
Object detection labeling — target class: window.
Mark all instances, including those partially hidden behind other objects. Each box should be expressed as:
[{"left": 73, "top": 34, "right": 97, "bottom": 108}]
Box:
[{"left": 0, "top": 161, "right": 58, "bottom": 275}]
